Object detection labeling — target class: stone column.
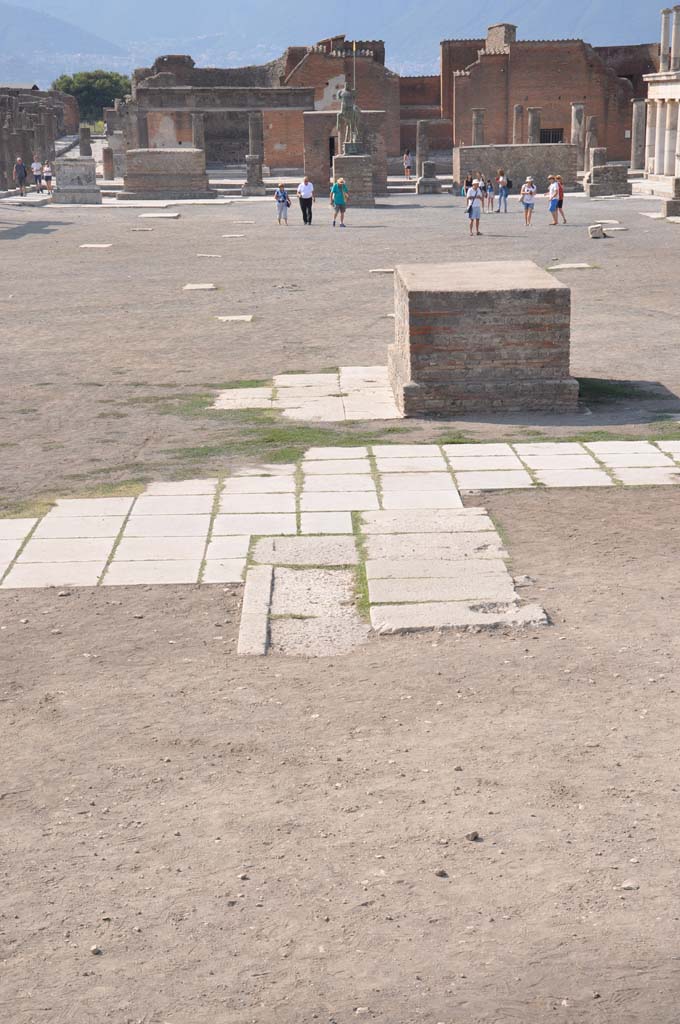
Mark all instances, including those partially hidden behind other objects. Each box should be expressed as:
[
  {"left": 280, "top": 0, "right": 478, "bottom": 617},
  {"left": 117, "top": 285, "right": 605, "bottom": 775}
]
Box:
[
  {"left": 415, "top": 120, "right": 430, "bottom": 177},
  {"left": 79, "top": 124, "right": 92, "bottom": 156},
  {"left": 248, "top": 111, "right": 264, "bottom": 159},
  {"left": 672, "top": 5, "right": 680, "bottom": 71},
  {"left": 471, "top": 108, "right": 485, "bottom": 146},
  {"left": 137, "top": 113, "right": 149, "bottom": 149},
  {"left": 665, "top": 99, "right": 679, "bottom": 175},
  {"left": 512, "top": 104, "right": 523, "bottom": 144},
  {"left": 584, "top": 116, "right": 598, "bottom": 172},
  {"left": 660, "top": 8, "right": 672, "bottom": 72},
  {"left": 655, "top": 100, "right": 667, "bottom": 174},
  {"left": 570, "top": 102, "right": 585, "bottom": 170},
  {"left": 630, "top": 99, "right": 646, "bottom": 171},
  {"left": 527, "top": 107, "right": 541, "bottom": 145},
  {"left": 645, "top": 99, "right": 657, "bottom": 172},
  {"left": 102, "top": 146, "right": 114, "bottom": 179},
  {"left": 192, "top": 113, "right": 205, "bottom": 152}
]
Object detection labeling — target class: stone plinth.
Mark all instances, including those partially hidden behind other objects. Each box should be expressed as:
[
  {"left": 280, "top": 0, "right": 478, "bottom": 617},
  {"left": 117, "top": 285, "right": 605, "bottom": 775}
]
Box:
[
  {"left": 118, "top": 148, "right": 217, "bottom": 200},
  {"left": 586, "top": 157, "right": 632, "bottom": 198},
  {"left": 53, "top": 157, "right": 102, "bottom": 204},
  {"left": 108, "top": 131, "right": 126, "bottom": 177},
  {"left": 79, "top": 125, "right": 92, "bottom": 156},
  {"left": 388, "top": 261, "right": 578, "bottom": 416},
  {"left": 241, "top": 153, "right": 266, "bottom": 196},
  {"left": 102, "top": 146, "right": 114, "bottom": 180},
  {"left": 416, "top": 160, "right": 441, "bottom": 194},
  {"left": 453, "top": 144, "right": 578, "bottom": 193},
  {"left": 332, "top": 153, "right": 375, "bottom": 207}
]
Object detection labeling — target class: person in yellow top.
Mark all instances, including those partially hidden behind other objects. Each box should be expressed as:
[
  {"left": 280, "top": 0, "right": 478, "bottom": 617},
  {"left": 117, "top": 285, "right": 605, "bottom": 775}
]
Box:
[{"left": 330, "top": 177, "right": 349, "bottom": 227}]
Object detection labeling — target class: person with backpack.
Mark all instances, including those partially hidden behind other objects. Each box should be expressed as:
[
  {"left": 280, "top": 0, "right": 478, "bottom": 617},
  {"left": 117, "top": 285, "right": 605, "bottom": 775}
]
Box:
[
  {"left": 496, "top": 168, "right": 510, "bottom": 213},
  {"left": 466, "top": 177, "right": 485, "bottom": 236},
  {"left": 12, "top": 156, "right": 28, "bottom": 196},
  {"left": 330, "top": 177, "right": 349, "bottom": 227},
  {"left": 274, "top": 182, "right": 291, "bottom": 225}
]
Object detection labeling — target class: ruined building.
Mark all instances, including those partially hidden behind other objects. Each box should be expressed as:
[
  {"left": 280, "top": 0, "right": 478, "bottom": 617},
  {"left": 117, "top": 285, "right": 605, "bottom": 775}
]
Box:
[{"left": 0, "top": 86, "right": 79, "bottom": 190}]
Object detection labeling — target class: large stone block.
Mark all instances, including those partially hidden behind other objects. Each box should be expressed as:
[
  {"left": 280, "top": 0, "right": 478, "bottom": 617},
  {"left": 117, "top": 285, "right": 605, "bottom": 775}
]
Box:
[
  {"left": 332, "top": 153, "right": 375, "bottom": 208},
  {"left": 117, "top": 147, "right": 217, "bottom": 200},
  {"left": 388, "top": 261, "right": 579, "bottom": 416},
  {"left": 53, "top": 157, "right": 101, "bottom": 204},
  {"left": 452, "top": 143, "right": 578, "bottom": 192}
]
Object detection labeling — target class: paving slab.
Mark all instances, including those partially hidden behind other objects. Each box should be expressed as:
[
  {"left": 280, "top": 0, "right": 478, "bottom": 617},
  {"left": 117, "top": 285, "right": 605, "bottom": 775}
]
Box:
[
  {"left": 214, "top": 393, "right": 272, "bottom": 410},
  {"left": 370, "top": 601, "right": 548, "bottom": 633},
  {"left": 219, "top": 493, "right": 295, "bottom": 514},
  {"left": 513, "top": 443, "right": 586, "bottom": 455},
  {"left": 103, "top": 560, "right": 201, "bottom": 586},
  {"left": 238, "top": 566, "right": 274, "bottom": 655},
  {"left": 206, "top": 536, "right": 251, "bottom": 559},
  {"left": 372, "top": 444, "right": 442, "bottom": 458},
  {"left": 339, "top": 365, "right": 389, "bottom": 381},
  {"left": 455, "top": 470, "right": 534, "bottom": 490},
  {"left": 446, "top": 455, "right": 525, "bottom": 471},
  {"left": 360, "top": 509, "right": 492, "bottom": 534},
  {"left": 369, "top": 575, "right": 516, "bottom": 604},
  {"left": 216, "top": 315, "right": 254, "bottom": 322},
  {"left": 365, "top": 557, "right": 508, "bottom": 579},
  {"left": 304, "top": 447, "right": 368, "bottom": 460},
  {"left": 596, "top": 453, "right": 675, "bottom": 468},
  {"left": 123, "top": 514, "right": 211, "bottom": 537},
  {"left": 381, "top": 491, "right": 464, "bottom": 510},
  {"left": 300, "top": 493, "right": 379, "bottom": 512},
  {"left": 274, "top": 386, "right": 340, "bottom": 399},
  {"left": 139, "top": 212, "right": 180, "bottom": 219},
  {"left": 280, "top": 399, "right": 346, "bottom": 421},
  {"left": 612, "top": 467, "right": 680, "bottom": 485},
  {"left": 374, "top": 456, "right": 448, "bottom": 472},
  {"left": 302, "top": 475, "right": 376, "bottom": 493},
  {"left": 144, "top": 479, "right": 218, "bottom": 495},
  {"left": 379, "top": 472, "right": 456, "bottom": 491},
  {"left": 1, "top": 562, "right": 106, "bottom": 589},
  {"left": 51, "top": 498, "right": 134, "bottom": 517},
  {"left": 212, "top": 514, "right": 296, "bottom": 535},
  {"left": 520, "top": 453, "right": 599, "bottom": 469},
  {"left": 365, "top": 533, "right": 505, "bottom": 560},
  {"left": 221, "top": 234, "right": 246, "bottom": 238},
  {"left": 299, "top": 512, "right": 354, "bottom": 534},
  {"left": 183, "top": 283, "right": 217, "bottom": 291},
  {"left": 80, "top": 243, "right": 112, "bottom": 249},
  {"left": 18, "top": 537, "right": 114, "bottom": 563},
  {"left": 0, "top": 539, "right": 22, "bottom": 563},
  {"left": 444, "top": 444, "right": 514, "bottom": 457},
  {"left": 33, "top": 515, "right": 125, "bottom": 539},
  {"left": 585, "top": 441, "right": 657, "bottom": 454},
  {"left": 253, "top": 535, "right": 358, "bottom": 566},
  {"left": 197, "top": 253, "right": 222, "bottom": 258},
  {"left": 273, "top": 374, "right": 339, "bottom": 388},
  {"left": 656, "top": 441, "right": 680, "bottom": 454},
  {"left": 223, "top": 475, "right": 296, "bottom": 493},
  {"left": 0, "top": 518, "right": 36, "bottom": 539},
  {"left": 269, "top": 611, "right": 369, "bottom": 657},
  {"left": 133, "top": 495, "right": 214, "bottom": 515},
  {"left": 533, "top": 469, "right": 614, "bottom": 487},
  {"left": 270, "top": 566, "right": 354, "bottom": 617},
  {"left": 303, "top": 459, "right": 371, "bottom": 475},
  {"left": 369, "top": 268, "right": 394, "bottom": 273},
  {"left": 547, "top": 263, "right": 593, "bottom": 270},
  {"left": 114, "top": 536, "right": 206, "bottom": 560},
  {"left": 235, "top": 464, "right": 296, "bottom": 476},
  {"left": 202, "top": 559, "right": 246, "bottom": 583}
]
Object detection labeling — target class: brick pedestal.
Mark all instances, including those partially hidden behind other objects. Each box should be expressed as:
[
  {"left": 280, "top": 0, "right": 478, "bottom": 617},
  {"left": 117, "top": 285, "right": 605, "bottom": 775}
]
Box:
[
  {"left": 332, "top": 153, "right": 375, "bottom": 208},
  {"left": 388, "top": 261, "right": 578, "bottom": 416}
]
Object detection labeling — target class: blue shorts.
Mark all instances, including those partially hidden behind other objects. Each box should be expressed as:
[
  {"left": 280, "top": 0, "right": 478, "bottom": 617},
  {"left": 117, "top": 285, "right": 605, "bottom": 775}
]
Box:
[{"left": 549, "top": 198, "right": 559, "bottom": 212}]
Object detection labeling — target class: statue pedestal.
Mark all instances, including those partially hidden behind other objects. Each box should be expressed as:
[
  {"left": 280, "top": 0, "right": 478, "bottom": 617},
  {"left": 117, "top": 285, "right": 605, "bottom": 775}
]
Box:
[
  {"left": 332, "top": 153, "right": 375, "bottom": 208},
  {"left": 416, "top": 160, "right": 441, "bottom": 194},
  {"left": 241, "top": 153, "right": 266, "bottom": 197},
  {"left": 342, "top": 142, "right": 363, "bottom": 156}
]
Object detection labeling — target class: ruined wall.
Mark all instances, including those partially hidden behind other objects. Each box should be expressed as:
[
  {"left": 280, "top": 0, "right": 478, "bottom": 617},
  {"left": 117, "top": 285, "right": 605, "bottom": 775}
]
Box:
[
  {"left": 399, "top": 76, "right": 448, "bottom": 152},
  {"left": 594, "top": 43, "right": 659, "bottom": 97},
  {"left": 0, "top": 87, "right": 76, "bottom": 190},
  {"left": 452, "top": 142, "right": 578, "bottom": 192},
  {"left": 440, "top": 38, "right": 485, "bottom": 120}
]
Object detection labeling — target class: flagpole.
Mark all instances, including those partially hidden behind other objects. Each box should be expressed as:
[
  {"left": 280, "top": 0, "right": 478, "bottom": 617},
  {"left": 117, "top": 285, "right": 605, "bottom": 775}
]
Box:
[{"left": 353, "top": 40, "right": 357, "bottom": 92}]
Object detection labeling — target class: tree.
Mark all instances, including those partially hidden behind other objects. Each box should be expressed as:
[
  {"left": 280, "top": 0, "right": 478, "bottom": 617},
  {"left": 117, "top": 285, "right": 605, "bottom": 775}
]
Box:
[{"left": 51, "top": 70, "right": 131, "bottom": 121}]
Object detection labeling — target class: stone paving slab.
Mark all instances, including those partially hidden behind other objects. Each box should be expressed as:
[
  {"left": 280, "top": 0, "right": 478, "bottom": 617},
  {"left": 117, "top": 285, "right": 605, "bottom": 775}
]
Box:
[
  {"left": 252, "top": 535, "right": 359, "bottom": 566},
  {"left": 270, "top": 567, "right": 354, "bottom": 617},
  {"left": 370, "top": 601, "right": 548, "bottom": 633},
  {"left": 365, "top": 533, "right": 505, "bottom": 560},
  {"left": 612, "top": 468, "right": 680, "bottom": 485},
  {"left": 455, "top": 470, "right": 535, "bottom": 490},
  {"left": 280, "top": 400, "right": 346, "bottom": 421},
  {"left": 513, "top": 443, "right": 585, "bottom": 455},
  {"left": 239, "top": 564, "right": 274, "bottom": 645},
  {"left": 103, "top": 560, "right": 201, "bottom": 586},
  {"left": 139, "top": 212, "right": 180, "bottom": 219},
  {"left": 0, "top": 539, "right": 22, "bottom": 562},
  {"left": 51, "top": 498, "right": 134, "bottom": 517},
  {"left": 375, "top": 456, "right": 448, "bottom": 472},
  {"left": 381, "top": 491, "right": 464, "bottom": 510},
  {"left": 216, "top": 315, "right": 254, "bottom": 323},
  {"left": 205, "top": 536, "right": 250, "bottom": 559},
  {"left": 445, "top": 454, "right": 524, "bottom": 471},
  {"left": 596, "top": 453, "right": 675, "bottom": 468},
  {"left": 0, "top": 518, "right": 35, "bottom": 539},
  {"left": 302, "top": 475, "right": 376, "bottom": 493},
  {"left": 299, "top": 512, "right": 353, "bottom": 534},
  {"left": 303, "top": 460, "right": 371, "bottom": 475},
  {"left": 236, "top": 464, "right": 297, "bottom": 476},
  {"left": 273, "top": 386, "right": 340, "bottom": 399},
  {"left": 533, "top": 469, "right": 613, "bottom": 488},
  {"left": 379, "top": 472, "right": 456, "bottom": 491},
  {"left": 80, "top": 244, "right": 112, "bottom": 249},
  {"left": 304, "top": 447, "right": 369, "bottom": 460},
  {"left": 219, "top": 493, "right": 296, "bottom": 514},
  {"left": 372, "top": 444, "right": 442, "bottom": 458},
  {"left": 18, "top": 537, "right": 114, "bottom": 563},
  {"left": 144, "top": 479, "right": 218, "bottom": 495},
  {"left": 222, "top": 475, "right": 296, "bottom": 493},
  {"left": 2, "top": 562, "right": 105, "bottom": 588},
  {"left": 369, "top": 575, "right": 517, "bottom": 604},
  {"left": 360, "top": 509, "right": 492, "bottom": 534},
  {"left": 123, "top": 514, "right": 211, "bottom": 537},
  {"left": 212, "top": 513, "right": 296, "bottom": 535},
  {"left": 38, "top": 515, "right": 124, "bottom": 541},
  {"left": 274, "top": 374, "right": 338, "bottom": 388},
  {"left": 300, "top": 493, "right": 380, "bottom": 512},
  {"left": 585, "top": 441, "right": 657, "bottom": 454},
  {"left": 214, "top": 395, "right": 273, "bottom": 410},
  {"left": 365, "top": 557, "right": 508, "bottom": 579},
  {"left": 202, "top": 559, "right": 246, "bottom": 583},
  {"left": 657, "top": 441, "right": 680, "bottom": 454},
  {"left": 183, "top": 283, "right": 217, "bottom": 291},
  {"left": 519, "top": 453, "right": 599, "bottom": 469},
  {"left": 444, "top": 444, "right": 514, "bottom": 457},
  {"left": 269, "top": 611, "right": 369, "bottom": 658},
  {"left": 114, "top": 536, "right": 206, "bottom": 561},
  {"left": 133, "top": 495, "right": 214, "bottom": 515}
]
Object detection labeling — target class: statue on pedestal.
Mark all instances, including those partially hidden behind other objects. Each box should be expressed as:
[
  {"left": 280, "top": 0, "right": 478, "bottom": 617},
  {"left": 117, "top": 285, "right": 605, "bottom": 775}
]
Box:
[{"left": 336, "top": 88, "right": 362, "bottom": 154}]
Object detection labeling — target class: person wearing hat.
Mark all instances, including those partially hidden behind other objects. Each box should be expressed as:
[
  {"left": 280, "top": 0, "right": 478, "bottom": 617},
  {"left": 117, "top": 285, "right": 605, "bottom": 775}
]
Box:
[
  {"left": 520, "top": 176, "right": 537, "bottom": 226},
  {"left": 555, "top": 174, "right": 567, "bottom": 223},
  {"left": 330, "top": 176, "right": 349, "bottom": 227},
  {"left": 465, "top": 177, "right": 485, "bottom": 236},
  {"left": 545, "top": 174, "right": 560, "bottom": 226}
]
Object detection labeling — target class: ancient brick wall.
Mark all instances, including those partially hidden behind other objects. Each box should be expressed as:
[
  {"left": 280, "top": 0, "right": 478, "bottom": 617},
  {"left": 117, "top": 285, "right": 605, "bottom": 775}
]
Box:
[
  {"left": 452, "top": 143, "right": 578, "bottom": 192},
  {"left": 303, "top": 110, "right": 387, "bottom": 194},
  {"left": 440, "top": 39, "right": 485, "bottom": 120},
  {"left": 594, "top": 43, "right": 660, "bottom": 97},
  {"left": 265, "top": 109, "right": 305, "bottom": 168}
]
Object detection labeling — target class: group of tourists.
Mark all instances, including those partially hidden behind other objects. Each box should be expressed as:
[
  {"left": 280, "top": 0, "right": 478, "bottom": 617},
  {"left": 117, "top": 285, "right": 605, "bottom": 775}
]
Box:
[
  {"left": 273, "top": 175, "right": 350, "bottom": 228},
  {"left": 12, "top": 155, "right": 53, "bottom": 196},
  {"left": 464, "top": 168, "right": 567, "bottom": 234}
]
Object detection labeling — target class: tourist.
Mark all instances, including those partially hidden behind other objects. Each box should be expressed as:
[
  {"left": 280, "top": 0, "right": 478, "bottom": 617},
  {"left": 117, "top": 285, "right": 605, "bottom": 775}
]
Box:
[
  {"left": 12, "top": 156, "right": 27, "bottom": 196},
  {"left": 466, "top": 177, "right": 484, "bottom": 236},
  {"left": 42, "top": 160, "right": 53, "bottom": 194},
  {"left": 31, "top": 155, "right": 43, "bottom": 193},
  {"left": 403, "top": 149, "right": 413, "bottom": 179},
  {"left": 485, "top": 174, "right": 495, "bottom": 212},
  {"left": 330, "top": 176, "right": 349, "bottom": 227},
  {"left": 520, "top": 176, "right": 536, "bottom": 225},
  {"left": 462, "top": 171, "right": 473, "bottom": 197},
  {"left": 496, "top": 167, "right": 509, "bottom": 213},
  {"left": 274, "top": 182, "right": 290, "bottom": 225},
  {"left": 556, "top": 174, "right": 567, "bottom": 223},
  {"left": 546, "top": 174, "right": 560, "bottom": 225},
  {"left": 297, "top": 176, "right": 315, "bottom": 225}
]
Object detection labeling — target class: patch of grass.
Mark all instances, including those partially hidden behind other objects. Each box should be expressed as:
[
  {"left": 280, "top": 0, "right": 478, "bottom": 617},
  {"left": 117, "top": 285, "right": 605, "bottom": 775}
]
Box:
[
  {"left": 220, "top": 379, "right": 271, "bottom": 390},
  {"left": 0, "top": 479, "right": 147, "bottom": 521},
  {"left": 577, "top": 378, "right": 669, "bottom": 403},
  {"left": 351, "top": 512, "right": 371, "bottom": 622}
]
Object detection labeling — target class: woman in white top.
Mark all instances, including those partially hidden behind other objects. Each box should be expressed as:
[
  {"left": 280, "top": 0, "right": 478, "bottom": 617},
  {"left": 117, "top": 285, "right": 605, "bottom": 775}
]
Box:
[
  {"left": 403, "top": 150, "right": 413, "bottom": 179},
  {"left": 42, "top": 161, "right": 53, "bottom": 194},
  {"left": 520, "top": 176, "right": 537, "bottom": 226},
  {"left": 466, "top": 177, "right": 485, "bottom": 236}
]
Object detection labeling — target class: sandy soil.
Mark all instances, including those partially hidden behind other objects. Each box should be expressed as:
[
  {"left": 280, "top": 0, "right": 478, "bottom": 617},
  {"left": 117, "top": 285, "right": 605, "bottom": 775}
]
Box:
[{"left": 3, "top": 487, "right": 680, "bottom": 1023}]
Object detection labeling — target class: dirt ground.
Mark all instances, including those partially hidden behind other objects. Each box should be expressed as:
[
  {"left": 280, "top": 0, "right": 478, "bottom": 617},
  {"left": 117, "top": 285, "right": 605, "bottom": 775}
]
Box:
[
  {"left": 3, "top": 487, "right": 680, "bottom": 1024},
  {"left": 1, "top": 193, "right": 680, "bottom": 514}
]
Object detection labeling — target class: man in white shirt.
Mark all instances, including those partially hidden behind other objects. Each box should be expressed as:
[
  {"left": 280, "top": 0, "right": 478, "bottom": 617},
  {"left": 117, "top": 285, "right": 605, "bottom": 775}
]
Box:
[
  {"left": 31, "top": 155, "right": 43, "bottom": 193},
  {"left": 545, "top": 174, "right": 560, "bottom": 226},
  {"left": 297, "top": 176, "right": 315, "bottom": 225}
]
